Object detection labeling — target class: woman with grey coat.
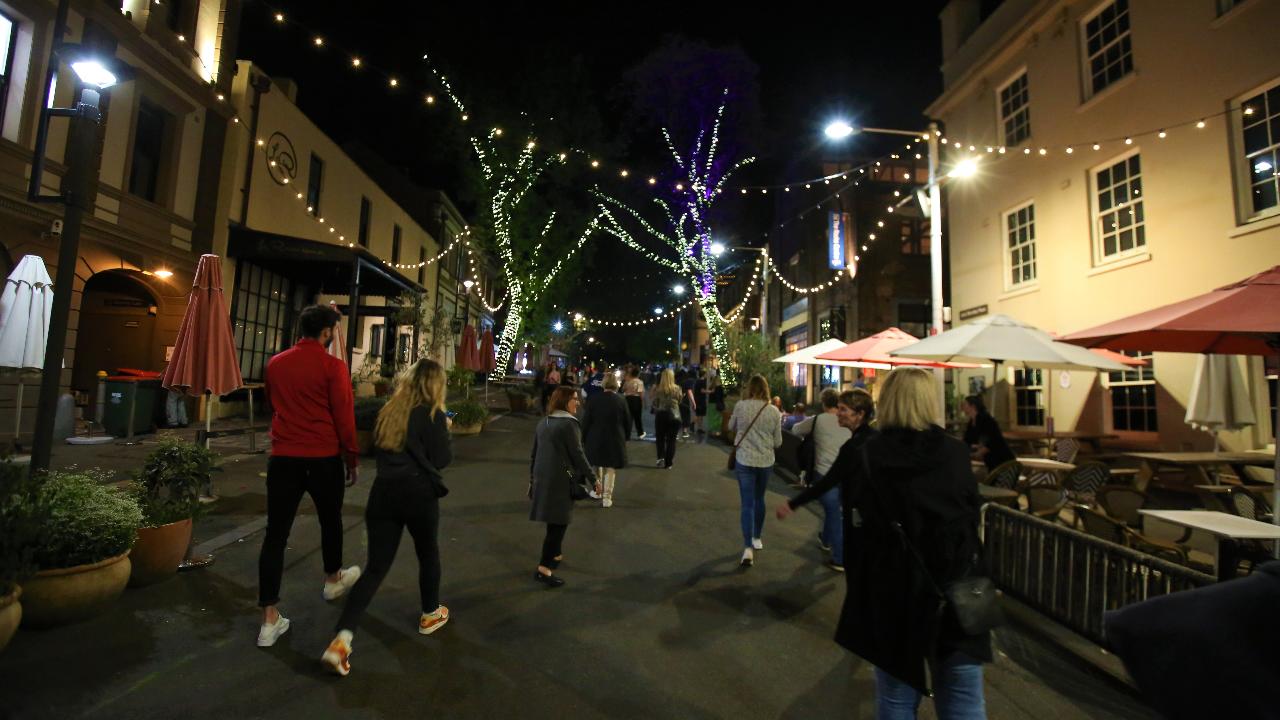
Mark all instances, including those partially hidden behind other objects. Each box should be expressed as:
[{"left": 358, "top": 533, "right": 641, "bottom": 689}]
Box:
[{"left": 529, "top": 386, "right": 598, "bottom": 588}]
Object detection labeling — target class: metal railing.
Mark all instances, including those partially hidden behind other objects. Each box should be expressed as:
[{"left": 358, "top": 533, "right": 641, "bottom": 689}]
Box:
[{"left": 982, "top": 503, "right": 1216, "bottom": 645}]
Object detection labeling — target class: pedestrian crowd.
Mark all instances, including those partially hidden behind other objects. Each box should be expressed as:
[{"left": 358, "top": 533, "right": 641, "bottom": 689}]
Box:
[{"left": 254, "top": 305, "right": 993, "bottom": 717}]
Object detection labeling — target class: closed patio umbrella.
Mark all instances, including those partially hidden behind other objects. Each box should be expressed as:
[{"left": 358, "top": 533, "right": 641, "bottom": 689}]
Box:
[
  {"left": 1185, "top": 354, "right": 1257, "bottom": 453},
  {"left": 456, "top": 324, "right": 479, "bottom": 371},
  {"left": 0, "top": 256, "right": 53, "bottom": 443},
  {"left": 478, "top": 328, "right": 496, "bottom": 374},
  {"left": 1063, "top": 266, "right": 1280, "bottom": 530}
]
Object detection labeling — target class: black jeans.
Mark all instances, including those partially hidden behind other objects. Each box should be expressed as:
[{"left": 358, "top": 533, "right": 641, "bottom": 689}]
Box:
[
  {"left": 258, "top": 455, "right": 346, "bottom": 607},
  {"left": 336, "top": 478, "right": 441, "bottom": 631},
  {"left": 626, "top": 395, "right": 644, "bottom": 437},
  {"left": 540, "top": 523, "right": 568, "bottom": 567},
  {"left": 655, "top": 410, "right": 679, "bottom": 467}
]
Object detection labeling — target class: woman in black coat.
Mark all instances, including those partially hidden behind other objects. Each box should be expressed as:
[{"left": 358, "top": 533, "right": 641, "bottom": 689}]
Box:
[
  {"left": 961, "top": 394, "right": 1014, "bottom": 471},
  {"left": 529, "top": 386, "right": 598, "bottom": 588},
  {"left": 581, "top": 371, "right": 629, "bottom": 508},
  {"left": 779, "top": 368, "right": 991, "bottom": 718}
]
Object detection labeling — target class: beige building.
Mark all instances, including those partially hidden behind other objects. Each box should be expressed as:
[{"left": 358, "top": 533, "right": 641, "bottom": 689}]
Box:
[
  {"left": 0, "top": 0, "right": 242, "bottom": 436},
  {"left": 930, "top": 0, "right": 1279, "bottom": 455},
  {"left": 221, "top": 61, "right": 498, "bottom": 390}
]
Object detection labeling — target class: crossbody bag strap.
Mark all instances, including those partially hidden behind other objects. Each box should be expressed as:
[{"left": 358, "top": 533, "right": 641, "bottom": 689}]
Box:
[{"left": 735, "top": 403, "right": 770, "bottom": 449}]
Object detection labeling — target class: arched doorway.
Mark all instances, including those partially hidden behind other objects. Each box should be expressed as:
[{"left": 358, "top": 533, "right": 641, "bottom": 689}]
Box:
[{"left": 72, "top": 271, "right": 160, "bottom": 403}]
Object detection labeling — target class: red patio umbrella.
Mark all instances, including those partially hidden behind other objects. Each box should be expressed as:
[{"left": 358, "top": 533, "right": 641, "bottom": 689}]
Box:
[
  {"left": 478, "top": 328, "right": 497, "bottom": 374},
  {"left": 455, "top": 324, "right": 479, "bottom": 370},
  {"left": 815, "top": 327, "right": 979, "bottom": 369},
  {"left": 1062, "top": 265, "right": 1280, "bottom": 531},
  {"left": 162, "top": 254, "right": 243, "bottom": 398}
]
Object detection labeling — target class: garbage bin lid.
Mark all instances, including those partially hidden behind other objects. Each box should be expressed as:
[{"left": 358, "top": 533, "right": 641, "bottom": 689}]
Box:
[{"left": 113, "top": 368, "right": 162, "bottom": 379}]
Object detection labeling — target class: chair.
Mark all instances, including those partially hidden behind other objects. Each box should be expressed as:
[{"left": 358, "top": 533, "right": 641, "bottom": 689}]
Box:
[
  {"left": 985, "top": 460, "right": 1023, "bottom": 491},
  {"left": 1077, "top": 506, "right": 1189, "bottom": 564},
  {"left": 1025, "top": 484, "right": 1067, "bottom": 521},
  {"left": 1063, "top": 461, "right": 1110, "bottom": 505},
  {"left": 1227, "top": 486, "right": 1273, "bottom": 523},
  {"left": 1097, "top": 485, "right": 1148, "bottom": 527},
  {"left": 1054, "top": 437, "right": 1081, "bottom": 465}
]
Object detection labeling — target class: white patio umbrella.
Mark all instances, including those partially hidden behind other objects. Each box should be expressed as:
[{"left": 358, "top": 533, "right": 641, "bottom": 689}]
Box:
[
  {"left": 1185, "top": 354, "right": 1256, "bottom": 452},
  {"left": 772, "top": 338, "right": 878, "bottom": 368},
  {"left": 0, "top": 256, "right": 54, "bottom": 441}
]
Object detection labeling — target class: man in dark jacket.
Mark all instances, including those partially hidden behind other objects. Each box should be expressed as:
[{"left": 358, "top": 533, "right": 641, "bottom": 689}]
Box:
[{"left": 581, "top": 372, "right": 629, "bottom": 507}]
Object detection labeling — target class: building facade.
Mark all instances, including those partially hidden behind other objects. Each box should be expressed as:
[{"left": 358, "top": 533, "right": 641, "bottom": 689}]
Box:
[
  {"left": 0, "top": 0, "right": 242, "bottom": 437},
  {"left": 930, "top": 0, "right": 1279, "bottom": 452}
]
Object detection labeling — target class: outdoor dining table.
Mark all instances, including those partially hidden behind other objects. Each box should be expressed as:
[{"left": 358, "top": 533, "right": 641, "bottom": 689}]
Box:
[
  {"left": 978, "top": 485, "right": 1019, "bottom": 507},
  {"left": 1004, "top": 430, "right": 1119, "bottom": 455},
  {"left": 1124, "top": 451, "right": 1275, "bottom": 491},
  {"left": 1139, "top": 509, "right": 1280, "bottom": 581}
]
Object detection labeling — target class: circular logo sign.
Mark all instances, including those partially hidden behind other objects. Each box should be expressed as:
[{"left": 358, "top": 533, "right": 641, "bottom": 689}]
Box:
[{"left": 263, "top": 132, "right": 298, "bottom": 186}]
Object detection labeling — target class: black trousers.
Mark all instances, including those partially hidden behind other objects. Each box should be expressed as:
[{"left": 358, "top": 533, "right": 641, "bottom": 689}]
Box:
[
  {"left": 336, "top": 478, "right": 441, "bottom": 631},
  {"left": 655, "top": 410, "right": 679, "bottom": 468},
  {"left": 540, "top": 523, "right": 568, "bottom": 567},
  {"left": 258, "top": 455, "right": 346, "bottom": 607},
  {"left": 626, "top": 395, "right": 644, "bottom": 437}
]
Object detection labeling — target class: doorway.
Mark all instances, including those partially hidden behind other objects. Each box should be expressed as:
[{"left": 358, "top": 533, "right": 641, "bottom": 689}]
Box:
[{"left": 72, "top": 271, "right": 159, "bottom": 408}]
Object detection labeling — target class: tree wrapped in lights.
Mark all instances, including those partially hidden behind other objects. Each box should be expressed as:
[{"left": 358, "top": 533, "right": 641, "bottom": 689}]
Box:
[{"left": 593, "top": 93, "right": 752, "bottom": 385}]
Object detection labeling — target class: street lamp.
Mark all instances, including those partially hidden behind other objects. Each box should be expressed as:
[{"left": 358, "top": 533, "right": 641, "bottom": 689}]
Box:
[
  {"left": 824, "top": 117, "right": 954, "bottom": 422},
  {"left": 552, "top": 320, "right": 564, "bottom": 333},
  {"left": 27, "top": 4, "right": 136, "bottom": 472},
  {"left": 709, "top": 241, "right": 726, "bottom": 257},
  {"left": 672, "top": 284, "right": 685, "bottom": 295},
  {"left": 463, "top": 279, "right": 475, "bottom": 291}
]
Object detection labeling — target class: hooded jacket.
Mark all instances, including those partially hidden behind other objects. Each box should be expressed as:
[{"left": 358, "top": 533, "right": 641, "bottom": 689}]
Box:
[{"left": 374, "top": 405, "right": 452, "bottom": 497}]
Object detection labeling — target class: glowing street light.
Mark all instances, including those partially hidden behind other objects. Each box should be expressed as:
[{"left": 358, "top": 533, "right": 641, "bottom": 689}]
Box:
[
  {"left": 709, "top": 241, "right": 726, "bottom": 257},
  {"left": 823, "top": 120, "right": 855, "bottom": 140},
  {"left": 552, "top": 320, "right": 564, "bottom": 333},
  {"left": 672, "top": 284, "right": 685, "bottom": 295},
  {"left": 653, "top": 306, "right": 663, "bottom": 315},
  {"left": 947, "top": 157, "right": 980, "bottom": 179}
]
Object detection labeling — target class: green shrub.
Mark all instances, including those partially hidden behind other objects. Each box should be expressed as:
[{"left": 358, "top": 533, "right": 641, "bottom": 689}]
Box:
[
  {"left": 448, "top": 365, "right": 475, "bottom": 400},
  {"left": 132, "top": 437, "right": 214, "bottom": 526},
  {"left": 34, "top": 470, "right": 143, "bottom": 570},
  {"left": 451, "top": 398, "right": 489, "bottom": 427},
  {"left": 0, "top": 461, "right": 46, "bottom": 595},
  {"left": 354, "top": 396, "right": 388, "bottom": 431}
]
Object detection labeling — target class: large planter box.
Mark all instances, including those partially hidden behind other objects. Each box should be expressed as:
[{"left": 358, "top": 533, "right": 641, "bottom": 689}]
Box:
[
  {"left": 129, "top": 518, "right": 193, "bottom": 588},
  {"left": 451, "top": 422, "right": 483, "bottom": 436},
  {"left": 21, "top": 552, "right": 131, "bottom": 629}
]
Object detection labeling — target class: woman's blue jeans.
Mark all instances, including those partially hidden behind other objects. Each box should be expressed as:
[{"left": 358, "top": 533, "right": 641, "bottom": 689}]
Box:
[
  {"left": 734, "top": 464, "right": 771, "bottom": 548},
  {"left": 874, "top": 653, "right": 986, "bottom": 720},
  {"left": 812, "top": 471, "right": 843, "bottom": 566}
]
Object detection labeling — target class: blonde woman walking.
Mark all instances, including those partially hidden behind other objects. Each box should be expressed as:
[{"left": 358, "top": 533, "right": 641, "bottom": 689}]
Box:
[
  {"left": 651, "top": 369, "right": 683, "bottom": 469},
  {"left": 728, "top": 373, "right": 783, "bottom": 567},
  {"left": 321, "top": 359, "right": 453, "bottom": 676}
]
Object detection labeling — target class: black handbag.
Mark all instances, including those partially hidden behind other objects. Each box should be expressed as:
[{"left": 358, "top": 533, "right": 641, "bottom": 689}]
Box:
[
  {"left": 860, "top": 450, "right": 1003, "bottom": 636},
  {"left": 567, "top": 468, "right": 595, "bottom": 501}
]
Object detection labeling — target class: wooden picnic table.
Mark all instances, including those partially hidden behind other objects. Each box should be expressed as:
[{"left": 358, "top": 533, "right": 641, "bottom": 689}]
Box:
[
  {"left": 1003, "top": 430, "right": 1119, "bottom": 455},
  {"left": 1139, "top": 509, "right": 1280, "bottom": 581},
  {"left": 1124, "top": 451, "right": 1274, "bottom": 492}
]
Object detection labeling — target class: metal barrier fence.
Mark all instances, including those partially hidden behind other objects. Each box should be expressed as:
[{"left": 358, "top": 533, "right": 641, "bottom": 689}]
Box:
[{"left": 981, "top": 503, "right": 1216, "bottom": 645}]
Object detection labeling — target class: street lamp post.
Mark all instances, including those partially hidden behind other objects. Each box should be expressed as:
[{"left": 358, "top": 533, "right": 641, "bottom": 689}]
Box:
[{"left": 27, "top": 2, "right": 133, "bottom": 472}]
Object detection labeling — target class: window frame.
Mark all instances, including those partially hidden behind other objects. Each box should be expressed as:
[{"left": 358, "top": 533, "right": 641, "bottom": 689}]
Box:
[
  {"left": 1079, "top": 0, "right": 1135, "bottom": 100},
  {"left": 1010, "top": 367, "right": 1045, "bottom": 429},
  {"left": 1089, "top": 148, "right": 1147, "bottom": 267},
  {"left": 306, "top": 153, "right": 323, "bottom": 216},
  {"left": 358, "top": 196, "right": 372, "bottom": 248},
  {"left": 391, "top": 224, "right": 402, "bottom": 264},
  {"left": 230, "top": 261, "right": 299, "bottom": 383},
  {"left": 1228, "top": 76, "right": 1280, "bottom": 224},
  {"left": 995, "top": 67, "right": 1031, "bottom": 148},
  {"left": 1103, "top": 350, "right": 1158, "bottom": 435},
  {"left": 1002, "top": 199, "right": 1037, "bottom": 291},
  {"left": 0, "top": 10, "right": 18, "bottom": 132},
  {"left": 127, "top": 96, "right": 172, "bottom": 204},
  {"left": 417, "top": 246, "right": 426, "bottom": 285}
]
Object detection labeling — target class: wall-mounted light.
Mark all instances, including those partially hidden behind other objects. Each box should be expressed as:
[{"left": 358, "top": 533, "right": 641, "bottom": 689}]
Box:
[{"left": 153, "top": 269, "right": 174, "bottom": 279}]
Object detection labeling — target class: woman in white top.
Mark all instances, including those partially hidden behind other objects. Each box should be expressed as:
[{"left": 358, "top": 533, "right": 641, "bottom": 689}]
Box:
[
  {"left": 790, "top": 388, "right": 852, "bottom": 571},
  {"left": 728, "top": 373, "right": 783, "bottom": 567}
]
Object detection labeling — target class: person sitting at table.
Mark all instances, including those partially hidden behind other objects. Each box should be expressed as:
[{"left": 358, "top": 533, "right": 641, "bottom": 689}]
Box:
[
  {"left": 782, "top": 403, "right": 808, "bottom": 431},
  {"left": 961, "top": 395, "right": 1015, "bottom": 471}
]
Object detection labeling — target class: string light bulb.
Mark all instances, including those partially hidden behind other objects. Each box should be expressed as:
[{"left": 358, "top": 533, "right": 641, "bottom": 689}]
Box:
[
  {"left": 274, "top": 12, "right": 284, "bottom": 22},
  {"left": 425, "top": 95, "right": 435, "bottom": 104},
  {"left": 351, "top": 57, "right": 361, "bottom": 68},
  {"left": 313, "top": 37, "right": 323, "bottom": 46},
  {"left": 1196, "top": 120, "right": 1206, "bottom": 129}
]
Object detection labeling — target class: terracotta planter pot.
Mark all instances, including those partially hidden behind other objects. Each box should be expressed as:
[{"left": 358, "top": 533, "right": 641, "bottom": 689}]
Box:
[
  {"left": 0, "top": 586, "right": 20, "bottom": 654},
  {"left": 20, "top": 552, "right": 131, "bottom": 629},
  {"left": 451, "top": 422, "right": 483, "bottom": 436},
  {"left": 128, "top": 518, "right": 193, "bottom": 588}
]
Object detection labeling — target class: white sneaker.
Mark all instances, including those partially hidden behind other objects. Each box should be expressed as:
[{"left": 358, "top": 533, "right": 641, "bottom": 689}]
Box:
[
  {"left": 321, "top": 635, "right": 352, "bottom": 676},
  {"left": 602, "top": 498, "right": 613, "bottom": 508},
  {"left": 740, "top": 549, "right": 754, "bottom": 567},
  {"left": 323, "top": 566, "right": 362, "bottom": 601},
  {"left": 752, "top": 538, "right": 764, "bottom": 551},
  {"left": 257, "top": 614, "right": 290, "bottom": 647},
  {"left": 655, "top": 459, "right": 665, "bottom": 467}
]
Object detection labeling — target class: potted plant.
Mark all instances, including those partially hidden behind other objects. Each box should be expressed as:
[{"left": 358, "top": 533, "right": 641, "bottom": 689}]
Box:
[
  {"left": 450, "top": 398, "right": 489, "bottom": 435},
  {"left": 0, "top": 460, "right": 45, "bottom": 652},
  {"left": 354, "top": 396, "right": 388, "bottom": 455},
  {"left": 21, "top": 469, "right": 142, "bottom": 629},
  {"left": 127, "top": 438, "right": 213, "bottom": 588},
  {"left": 505, "top": 383, "right": 534, "bottom": 413}
]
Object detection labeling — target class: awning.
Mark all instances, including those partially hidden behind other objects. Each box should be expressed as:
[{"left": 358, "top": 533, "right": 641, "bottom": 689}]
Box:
[{"left": 228, "top": 226, "right": 424, "bottom": 298}]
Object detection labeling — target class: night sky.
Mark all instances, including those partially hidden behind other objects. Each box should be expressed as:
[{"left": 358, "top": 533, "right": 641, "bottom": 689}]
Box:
[{"left": 237, "top": 2, "right": 948, "bottom": 359}]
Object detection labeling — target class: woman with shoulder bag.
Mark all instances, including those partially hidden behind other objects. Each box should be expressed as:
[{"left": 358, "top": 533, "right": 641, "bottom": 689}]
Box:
[
  {"left": 727, "top": 373, "right": 783, "bottom": 568},
  {"left": 529, "top": 386, "right": 599, "bottom": 588},
  {"left": 777, "top": 367, "right": 993, "bottom": 718},
  {"left": 651, "top": 369, "right": 683, "bottom": 469},
  {"left": 321, "top": 359, "right": 453, "bottom": 677}
]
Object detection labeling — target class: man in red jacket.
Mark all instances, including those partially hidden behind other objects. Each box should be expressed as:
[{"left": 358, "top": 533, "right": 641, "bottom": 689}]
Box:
[{"left": 256, "top": 304, "right": 362, "bottom": 648}]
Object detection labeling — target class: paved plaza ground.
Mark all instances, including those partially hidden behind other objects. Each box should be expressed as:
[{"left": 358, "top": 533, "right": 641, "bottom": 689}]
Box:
[{"left": 0, "top": 411, "right": 1156, "bottom": 719}]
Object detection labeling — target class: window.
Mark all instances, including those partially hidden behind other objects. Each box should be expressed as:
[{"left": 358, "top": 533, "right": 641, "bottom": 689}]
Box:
[
  {"left": 0, "top": 12, "right": 17, "bottom": 129},
  {"left": 1217, "top": 0, "right": 1246, "bottom": 16},
  {"left": 417, "top": 247, "right": 426, "bottom": 285},
  {"left": 398, "top": 333, "right": 412, "bottom": 365},
  {"left": 165, "top": 0, "right": 188, "bottom": 32},
  {"left": 1107, "top": 350, "right": 1157, "bottom": 432},
  {"left": 783, "top": 327, "right": 808, "bottom": 389},
  {"left": 1082, "top": 0, "right": 1133, "bottom": 97},
  {"left": 128, "top": 99, "right": 170, "bottom": 203},
  {"left": 1266, "top": 355, "right": 1277, "bottom": 436},
  {"left": 306, "top": 153, "right": 323, "bottom": 216},
  {"left": 391, "top": 224, "right": 402, "bottom": 264},
  {"left": 1004, "top": 202, "right": 1036, "bottom": 288},
  {"left": 1011, "top": 369, "right": 1044, "bottom": 427},
  {"left": 369, "top": 324, "right": 384, "bottom": 358},
  {"left": 1237, "top": 82, "right": 1280, "bottom": 218},
  {"left": 232, "top": 262, "right": 299, "bottom": 382},
  {"left": 1092, "top": 152, "right": 1145, "bottom": 264},
  {"left": 998, "top": 71, "right": 1031, "bottom": 147},
  {"left": 900, "top": 218, "right": 929, "bottom": 255},
  {"left": 358, "top": 197, "right": 371, "bottom": 248}
]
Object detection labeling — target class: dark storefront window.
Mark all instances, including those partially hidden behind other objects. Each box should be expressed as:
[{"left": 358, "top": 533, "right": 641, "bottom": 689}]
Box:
[
  {"left": 306, "top": 154, "right": 323, "bottom": 216},
  {"left": 129, "top": 99, "right": 169, "bottom": 203},
  {"left": 359, "top": 197, "right": 371, "bottom": 247},
  {"left": 233, "top": 262, "right": 302, "bottom": 382},
  {"left": 392, "top": 224, "right": 402, "bottom": 264},
  {"left": 417, "top": 247, "right": 426, "bottom": 285}
]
